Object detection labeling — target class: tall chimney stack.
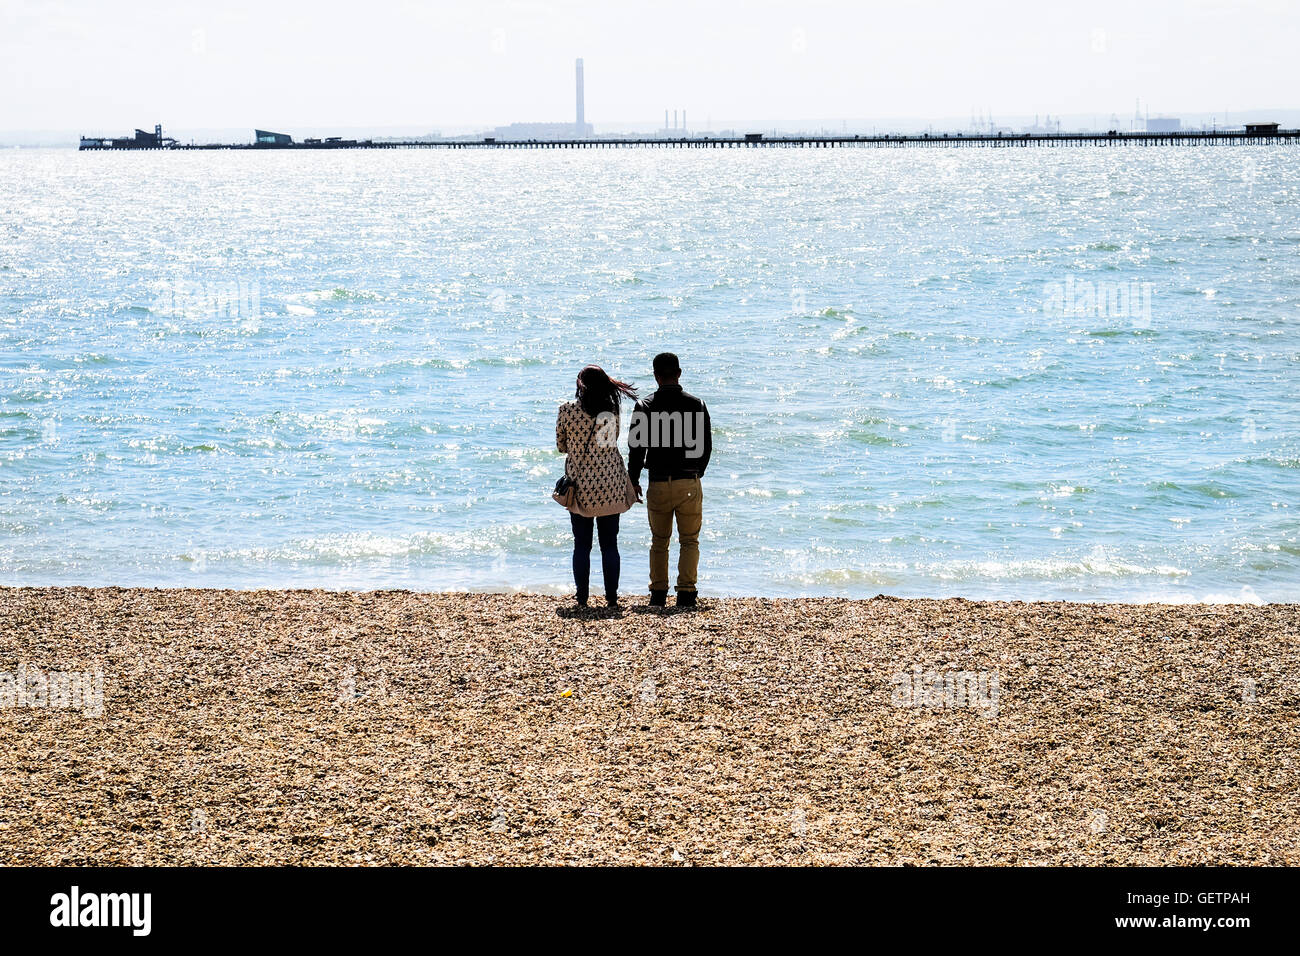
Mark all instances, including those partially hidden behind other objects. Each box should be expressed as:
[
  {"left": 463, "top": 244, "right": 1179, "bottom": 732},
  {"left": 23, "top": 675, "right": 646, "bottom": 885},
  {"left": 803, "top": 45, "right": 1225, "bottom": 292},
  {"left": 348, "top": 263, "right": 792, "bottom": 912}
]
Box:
[{"left": 575, "top": 58, "right": 585, "bottom": 134}]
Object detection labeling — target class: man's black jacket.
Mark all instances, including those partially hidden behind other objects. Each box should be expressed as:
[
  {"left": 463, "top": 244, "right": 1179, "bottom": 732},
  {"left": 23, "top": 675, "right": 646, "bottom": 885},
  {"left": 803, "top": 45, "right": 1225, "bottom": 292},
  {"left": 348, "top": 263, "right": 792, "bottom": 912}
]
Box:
[{"left": 628, "top": 384, "right": 712, "bottom": 484}]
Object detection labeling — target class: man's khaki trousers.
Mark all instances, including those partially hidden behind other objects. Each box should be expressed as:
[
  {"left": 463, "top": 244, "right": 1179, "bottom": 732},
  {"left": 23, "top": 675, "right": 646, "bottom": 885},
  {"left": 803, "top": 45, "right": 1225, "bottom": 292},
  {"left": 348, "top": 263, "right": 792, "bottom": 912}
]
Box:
[{"left": 646, "top": 477, "right": 702, "bottom": 593}]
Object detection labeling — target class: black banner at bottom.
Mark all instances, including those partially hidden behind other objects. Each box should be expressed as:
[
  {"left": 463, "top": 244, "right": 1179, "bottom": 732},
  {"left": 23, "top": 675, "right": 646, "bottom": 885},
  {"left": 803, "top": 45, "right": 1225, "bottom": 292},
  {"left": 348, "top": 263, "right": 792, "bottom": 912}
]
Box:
[{"left": 0, "top": 866, "right": 1282, "bottom": 943}]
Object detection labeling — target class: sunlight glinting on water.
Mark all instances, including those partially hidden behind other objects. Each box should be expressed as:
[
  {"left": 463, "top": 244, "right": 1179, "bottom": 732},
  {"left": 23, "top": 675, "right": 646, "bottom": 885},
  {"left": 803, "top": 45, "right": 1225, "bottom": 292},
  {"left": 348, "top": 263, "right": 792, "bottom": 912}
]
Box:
[{"left": 1, "top": 146, "right": 1297, "bottom": 600}]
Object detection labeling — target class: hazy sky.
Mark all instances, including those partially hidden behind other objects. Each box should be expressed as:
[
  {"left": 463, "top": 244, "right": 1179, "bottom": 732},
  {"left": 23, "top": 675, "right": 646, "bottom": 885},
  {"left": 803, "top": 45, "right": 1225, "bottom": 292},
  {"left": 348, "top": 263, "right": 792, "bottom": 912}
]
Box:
[{"left": 3, "top": 0, "right": 1296, "bottom": 131}]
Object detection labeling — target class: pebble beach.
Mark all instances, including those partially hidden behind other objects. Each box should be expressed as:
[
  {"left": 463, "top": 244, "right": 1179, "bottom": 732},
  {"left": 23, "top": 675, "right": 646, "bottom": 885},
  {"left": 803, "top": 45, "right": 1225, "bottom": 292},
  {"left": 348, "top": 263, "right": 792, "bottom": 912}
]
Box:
[{"left": 1, "top": 587, "right": 1297, "bottom": 865}]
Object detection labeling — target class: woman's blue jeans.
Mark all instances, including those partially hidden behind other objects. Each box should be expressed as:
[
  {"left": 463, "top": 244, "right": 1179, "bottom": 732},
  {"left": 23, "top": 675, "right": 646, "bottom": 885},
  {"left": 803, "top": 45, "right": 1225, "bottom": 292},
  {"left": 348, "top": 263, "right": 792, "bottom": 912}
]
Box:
[{"left": 571, "top": 513, "right": 620, "bottom": 605}]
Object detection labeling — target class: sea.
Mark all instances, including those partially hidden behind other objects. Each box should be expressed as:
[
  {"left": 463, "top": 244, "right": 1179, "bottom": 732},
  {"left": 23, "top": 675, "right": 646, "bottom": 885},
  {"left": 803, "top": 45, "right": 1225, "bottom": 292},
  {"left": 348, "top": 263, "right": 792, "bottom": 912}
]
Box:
[{"left": 1, "top": 145, "right": 1297, "bottom": 601}]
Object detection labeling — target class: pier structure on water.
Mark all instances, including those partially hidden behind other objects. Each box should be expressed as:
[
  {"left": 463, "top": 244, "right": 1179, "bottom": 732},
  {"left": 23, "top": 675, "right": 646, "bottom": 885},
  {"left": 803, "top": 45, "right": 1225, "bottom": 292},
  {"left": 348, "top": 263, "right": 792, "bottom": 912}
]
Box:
[{"left": 79, "top": 124, "right": 1300, "bottom": 152}]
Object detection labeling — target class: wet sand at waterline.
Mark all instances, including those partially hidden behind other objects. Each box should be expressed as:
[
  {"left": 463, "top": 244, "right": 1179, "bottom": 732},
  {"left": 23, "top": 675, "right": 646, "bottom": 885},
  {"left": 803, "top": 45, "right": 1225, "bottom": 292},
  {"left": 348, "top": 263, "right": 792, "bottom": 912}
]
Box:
[{"left": 2, "top": 587, "right": 1297, "bottom": 865}]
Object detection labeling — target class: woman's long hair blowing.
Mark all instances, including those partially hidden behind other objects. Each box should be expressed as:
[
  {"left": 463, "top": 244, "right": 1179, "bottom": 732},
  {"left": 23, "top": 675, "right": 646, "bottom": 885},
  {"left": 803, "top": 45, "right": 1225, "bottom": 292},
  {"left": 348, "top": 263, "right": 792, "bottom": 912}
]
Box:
[{"left": 576, "top": 365, "right": 638, "bottom": 417}]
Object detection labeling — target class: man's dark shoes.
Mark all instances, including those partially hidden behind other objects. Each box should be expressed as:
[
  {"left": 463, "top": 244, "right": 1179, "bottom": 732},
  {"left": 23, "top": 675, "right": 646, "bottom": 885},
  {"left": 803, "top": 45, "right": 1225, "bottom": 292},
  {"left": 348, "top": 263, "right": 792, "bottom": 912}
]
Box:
[
  {"left": 676, "top": 590, "right": 697, "bottom": 609},
  {"left": 648, "top": 590, "right": 668, "bottom": 607}
]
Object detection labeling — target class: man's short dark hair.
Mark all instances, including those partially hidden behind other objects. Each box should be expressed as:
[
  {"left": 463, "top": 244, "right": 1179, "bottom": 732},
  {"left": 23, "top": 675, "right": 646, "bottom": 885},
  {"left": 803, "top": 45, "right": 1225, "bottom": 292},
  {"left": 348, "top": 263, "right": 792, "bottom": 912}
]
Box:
[{"left": 653, "top": 352, "right": 681, "bottom": 379}]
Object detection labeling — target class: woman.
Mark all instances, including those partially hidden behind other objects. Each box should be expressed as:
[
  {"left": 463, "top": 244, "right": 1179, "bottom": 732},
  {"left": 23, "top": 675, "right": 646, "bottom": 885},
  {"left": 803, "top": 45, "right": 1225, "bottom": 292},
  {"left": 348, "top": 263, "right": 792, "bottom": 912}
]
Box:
[{"left": 556, "top": 365, "right": 639, "bottom": 608}]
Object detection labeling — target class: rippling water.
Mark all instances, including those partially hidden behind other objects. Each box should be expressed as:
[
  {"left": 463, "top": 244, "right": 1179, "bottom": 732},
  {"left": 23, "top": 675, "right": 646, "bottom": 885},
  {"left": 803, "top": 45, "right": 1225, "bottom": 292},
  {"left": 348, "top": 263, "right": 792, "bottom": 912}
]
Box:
[{"left": 1, "top": 146, "right": 1298, "bottom": 601}]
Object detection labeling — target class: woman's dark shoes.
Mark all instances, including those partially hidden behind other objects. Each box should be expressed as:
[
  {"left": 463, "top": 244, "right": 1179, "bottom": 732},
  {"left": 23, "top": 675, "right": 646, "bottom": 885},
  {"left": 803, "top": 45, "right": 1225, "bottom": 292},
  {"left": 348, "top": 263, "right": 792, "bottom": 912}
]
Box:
[
  {"left": 676, "top": 590, "right": 698, "bottom": 609},
  {"left": 648, "top": 590, "right": 668, "bottom": 607},
  {"left": 605, "top": 594, "right": 620, "bottom": 609}
]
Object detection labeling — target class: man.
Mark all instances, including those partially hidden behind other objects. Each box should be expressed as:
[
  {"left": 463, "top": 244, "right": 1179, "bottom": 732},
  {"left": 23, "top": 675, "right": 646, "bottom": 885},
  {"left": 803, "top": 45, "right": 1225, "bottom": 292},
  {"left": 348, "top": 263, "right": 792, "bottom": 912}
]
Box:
[{"left": 628, "top": 352, "right": 712, "bottom": 608}]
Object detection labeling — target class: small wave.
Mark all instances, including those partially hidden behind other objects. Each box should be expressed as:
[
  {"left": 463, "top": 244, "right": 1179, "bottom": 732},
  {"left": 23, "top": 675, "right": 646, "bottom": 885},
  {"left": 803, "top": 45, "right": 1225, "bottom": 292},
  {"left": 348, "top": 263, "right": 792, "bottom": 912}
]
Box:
[
  {"left": 793, "top": 567, "right": 902, "bottom": 587},
  {"left": 209, "top": 525, "right": 564, "bottom": 564},
  {"left": 352, "top": 356, "right": 466, "bottom": 372},
  {"left": 1129, "top": 585, "right": 1264, "bottom": 606},
  {"left": 470, "top": 356, "right": 547, "bottom": 368},
  {"left": 123, "top": 437, "right": 220, "bottom": 454},
  {"left": 925, "top": 553, "right": 1190, "bottom": 582},
  {"left": 1242, "top": 454, "right": 1299, "bottom": 470},
  {"left": 1148, "top": 480, "right": 1243, "bottom": 499},
  {"left": 1082, "top": 328, "right": 1142, "bottom": 338},
  {"left": 289, "top": 288, "right": 382, "bottom": 304},
  {"left": 843, "top": 428, "right": 903, "bottom": 447}
]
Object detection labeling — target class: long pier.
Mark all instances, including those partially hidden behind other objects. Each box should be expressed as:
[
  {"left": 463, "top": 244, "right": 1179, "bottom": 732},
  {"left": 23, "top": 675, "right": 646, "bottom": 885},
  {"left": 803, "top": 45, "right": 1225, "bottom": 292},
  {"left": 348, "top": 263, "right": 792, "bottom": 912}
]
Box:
[{"left": 80, "top": 129, "right": 1300, "bottom": 151}]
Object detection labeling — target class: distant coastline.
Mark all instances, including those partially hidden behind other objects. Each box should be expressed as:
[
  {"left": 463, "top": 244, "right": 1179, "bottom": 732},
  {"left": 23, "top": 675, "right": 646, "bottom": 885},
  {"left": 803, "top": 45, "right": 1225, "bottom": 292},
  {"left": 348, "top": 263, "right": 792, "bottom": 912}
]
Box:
[{"left": 77, "top": 123, "right": 1300, "bottom": 151}]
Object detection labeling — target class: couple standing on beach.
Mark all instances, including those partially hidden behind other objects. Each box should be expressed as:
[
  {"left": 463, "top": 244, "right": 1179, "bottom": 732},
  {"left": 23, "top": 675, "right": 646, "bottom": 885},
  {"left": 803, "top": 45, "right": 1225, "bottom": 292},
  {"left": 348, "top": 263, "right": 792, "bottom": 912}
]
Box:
[{"left": 555, "top": 352, "right": 712, "bottom": 610}]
